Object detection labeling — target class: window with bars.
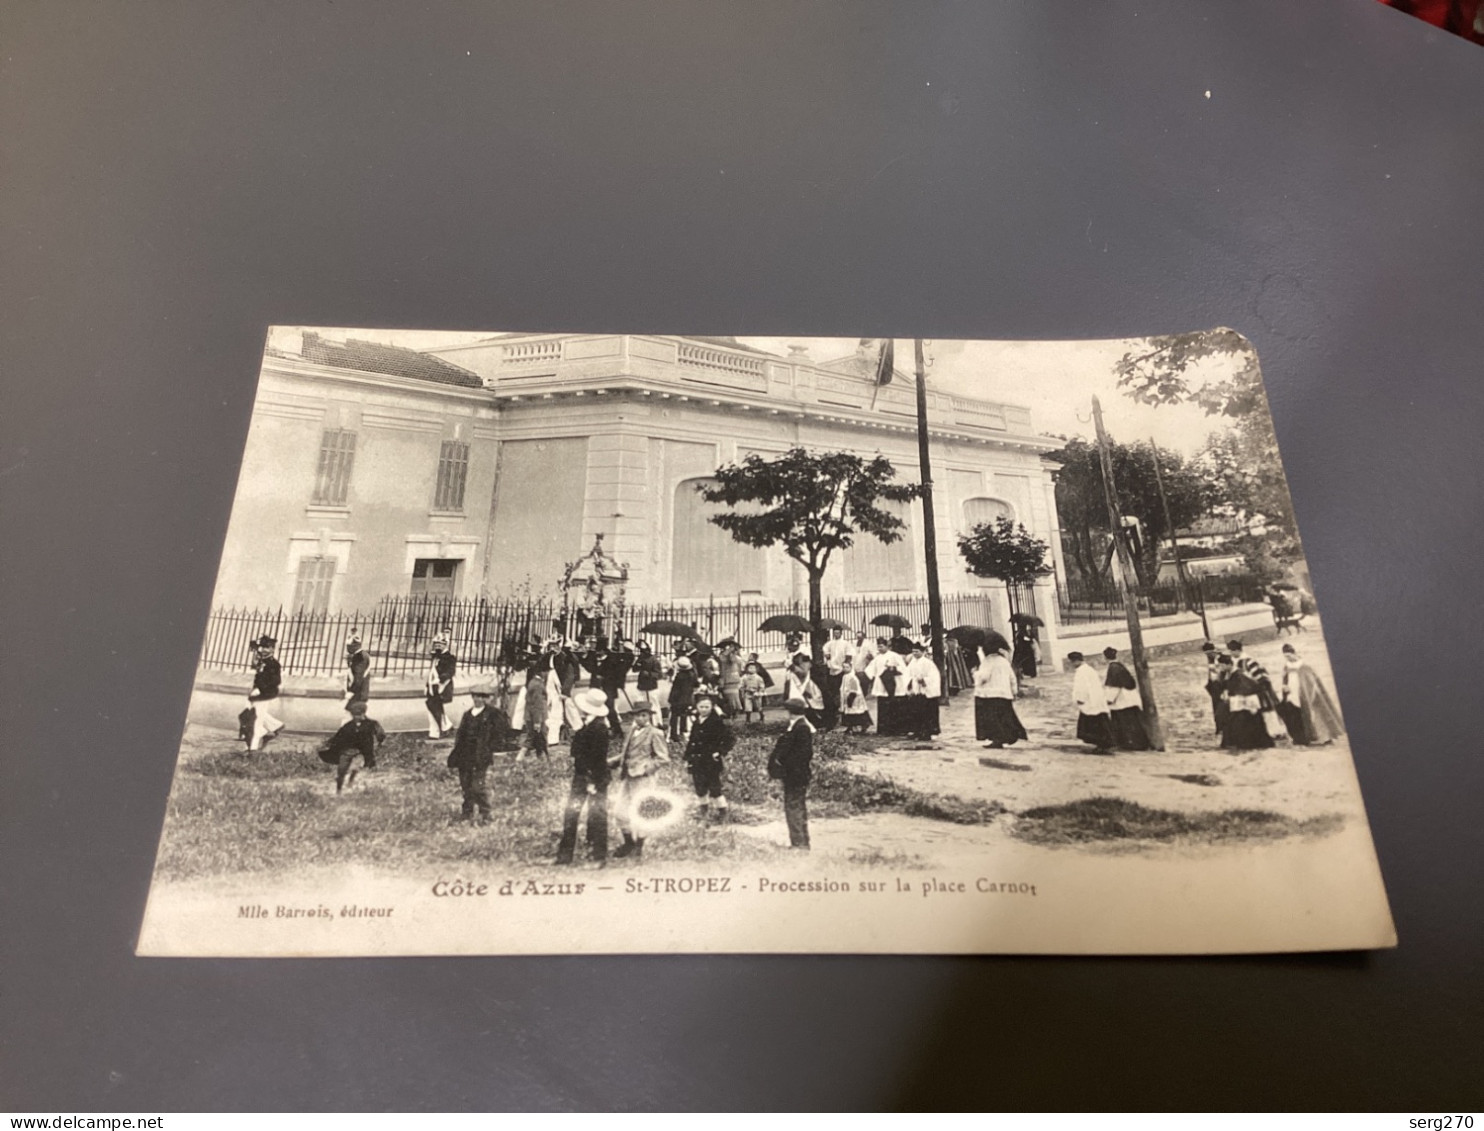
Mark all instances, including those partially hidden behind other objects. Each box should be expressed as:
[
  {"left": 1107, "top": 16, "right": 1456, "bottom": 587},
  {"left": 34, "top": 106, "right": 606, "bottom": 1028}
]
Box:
[
  {"left": 292, "top": 556, "right": 337, "bottom": 613},
  {"left": 433, "top": 440, "right": 470, "bottom": 512},
  {"left": 312, "top": 428, "right": 357, "bottom": 505}
]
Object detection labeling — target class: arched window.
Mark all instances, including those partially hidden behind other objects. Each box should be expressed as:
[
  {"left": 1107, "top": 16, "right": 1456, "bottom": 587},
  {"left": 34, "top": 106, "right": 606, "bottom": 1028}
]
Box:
[
  {"left": 963, "top": 496, "right": 1012, "bottom": 529},
  {"left": 671, "top": 478, "right": 766, "bottom": 599},
  {"left": 842, "top": 499, "right": 916, "bottom": 592},
  {"left": 962, "top": 498, "right": 1013, "bottom": 588}
]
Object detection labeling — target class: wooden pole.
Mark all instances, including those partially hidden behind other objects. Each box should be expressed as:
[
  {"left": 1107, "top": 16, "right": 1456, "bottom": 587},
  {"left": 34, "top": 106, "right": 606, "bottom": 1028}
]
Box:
[
  {"left": 1149, "top": 436, "right": 1210, "bottom": 641},
  {"left": 1092, "top": 397, "right": 1164, "bottom": 749},
  {"left": 914, "top": 339, "right": 947, "bottom": 686}
]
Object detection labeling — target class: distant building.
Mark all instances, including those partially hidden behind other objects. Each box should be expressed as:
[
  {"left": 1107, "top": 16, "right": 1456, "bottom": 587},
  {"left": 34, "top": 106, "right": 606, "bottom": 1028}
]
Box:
[
  {"left": 215, "top": 330, "right": 1064, "bottom": 632},
  {"left": 1173, "top": 515, "right": 1248, "bottom": 550}
]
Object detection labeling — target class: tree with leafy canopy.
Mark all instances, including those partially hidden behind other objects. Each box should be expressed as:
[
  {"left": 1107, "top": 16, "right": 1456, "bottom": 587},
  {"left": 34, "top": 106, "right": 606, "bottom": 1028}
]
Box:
[
  {"left": 697, "top": 448, "right": 924, "bottom": 663},
  {"left": 1116, "top": 328, "right": 1302, "bottom": 569},
  {"left": 1050, "top": 437, "right": 1220, "bottom": 586},
  {"left": 957, "top": 517, "right": 1053, "bottom": 609}
]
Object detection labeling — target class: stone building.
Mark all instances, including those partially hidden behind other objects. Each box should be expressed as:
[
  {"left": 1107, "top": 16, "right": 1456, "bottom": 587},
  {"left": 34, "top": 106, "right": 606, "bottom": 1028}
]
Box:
[
  {"left": 218, "top": 329, "right": 1064, "bottom": 636},
  {"left": 212, "top": 329, "right": 501, "bottom": 612}
]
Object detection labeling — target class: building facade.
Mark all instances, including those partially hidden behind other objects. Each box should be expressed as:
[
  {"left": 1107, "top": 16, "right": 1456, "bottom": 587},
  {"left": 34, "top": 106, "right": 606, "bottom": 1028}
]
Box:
[
  {"left": 213, "top": 330, "right": 501, "bottom": 612},
  {"left": 216, "top": 330, "right": 1064, "bottom": 636}
]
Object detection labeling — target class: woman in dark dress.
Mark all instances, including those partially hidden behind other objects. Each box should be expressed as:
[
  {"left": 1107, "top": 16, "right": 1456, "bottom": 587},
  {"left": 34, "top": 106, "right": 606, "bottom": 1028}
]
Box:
[
  {"left": 633, "top": 639, "right": 663, "bottom": 707},
  {"left": 667, "top": 656, "right": 698, "bottom": 742},
  {"left": 1011, "top": 620, "right": 1039, "bottom": 679}
]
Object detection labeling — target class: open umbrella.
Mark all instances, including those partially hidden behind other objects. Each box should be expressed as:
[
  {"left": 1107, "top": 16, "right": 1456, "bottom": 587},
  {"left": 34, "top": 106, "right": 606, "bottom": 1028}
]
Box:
[
  {"left": 888, "top": 636, "right": 916, "bottom": 656},
  {"left": 816, "top": 616, "right": 852, "bottom": 633},
  {"left": 870, "top": 613, "right": 912, "bottom": 630},
  {"left": 1009, "top": 612, "right": 1045, "bottom": 627},
  {"left": 639, "top": 619, "right": 702, "bottom": 638},
  {"left": 946, "top": 625, "right": 1011, "bottom": 655},
  {"left": 713, "top": 637, "right": 739, "bottom": 650},
  {"left": 758, "top": 613, "right": 812, "bottom": 634}
]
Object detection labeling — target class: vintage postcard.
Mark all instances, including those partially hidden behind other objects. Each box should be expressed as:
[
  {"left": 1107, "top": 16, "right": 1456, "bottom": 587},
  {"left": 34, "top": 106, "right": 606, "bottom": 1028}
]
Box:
[{"left": 137, "top": 327, "right": 1395, "bottom": 956}]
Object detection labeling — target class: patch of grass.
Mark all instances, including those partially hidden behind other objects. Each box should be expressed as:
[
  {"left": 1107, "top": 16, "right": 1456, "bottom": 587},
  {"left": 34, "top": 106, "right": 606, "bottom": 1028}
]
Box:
[
  {"left": 1012, "top": 796, "right": 1344, "bottom": 848},
  {"left": 154, "top": 720, "right": 1004, "bottom": 883}
]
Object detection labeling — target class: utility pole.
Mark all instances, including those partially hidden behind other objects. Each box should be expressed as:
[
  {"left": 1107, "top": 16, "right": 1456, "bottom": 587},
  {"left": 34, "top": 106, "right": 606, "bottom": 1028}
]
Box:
[
  {"left": 1092, "top": 398, "right": 1164, "bottom": 749},
  {"left": 914, "top": 338, "right": 947, "bottom": 686},
  {"left": 1150, "top": 436, "right": 1210, "bottom": 642}
]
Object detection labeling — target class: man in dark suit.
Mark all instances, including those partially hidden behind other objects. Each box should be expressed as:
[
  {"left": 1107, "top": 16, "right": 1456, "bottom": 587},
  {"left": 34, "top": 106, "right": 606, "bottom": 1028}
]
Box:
[
  {"left": 446, "top": 681, "right": 502, "bottom": 823},
  {"left": 583, "top": 637, "right": 635, "bottom": 735},
  {"left": 767, "top": 698, "right": 815, "bottom": 849},
  {"left": 556, "top": 688, "right": 613, "bottom": 864}
]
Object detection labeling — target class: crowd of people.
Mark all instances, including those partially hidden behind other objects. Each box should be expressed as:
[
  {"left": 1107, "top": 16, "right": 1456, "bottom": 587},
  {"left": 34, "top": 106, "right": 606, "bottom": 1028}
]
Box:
[{"left": 235, "top": 617, "right": 1345, "bottom": 864}]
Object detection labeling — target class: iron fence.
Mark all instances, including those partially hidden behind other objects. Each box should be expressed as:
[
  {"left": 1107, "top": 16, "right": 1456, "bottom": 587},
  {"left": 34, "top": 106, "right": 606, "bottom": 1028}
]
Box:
[
  {"left": 199, "top": 591, "right": 1011, "bottom": 677},
  {"left": 1054, "top": 572, "right": 1265, "bottom": 624}
]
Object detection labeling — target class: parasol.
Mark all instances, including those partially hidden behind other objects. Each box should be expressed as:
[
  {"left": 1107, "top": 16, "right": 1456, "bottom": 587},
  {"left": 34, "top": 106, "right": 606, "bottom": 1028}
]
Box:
[
  {"left": 946, "top": 625, "right": 1011, "bottom": 655},
  {"left": 816, "top": 616, "right": 853, "bottom": 633},
  {"left": 870, "top": 613, "right": 912, "bottom": 630},
  {"left": 888, "top": 636, "right": 916, "bottom": 655},
  {"left": 638, "top": 619, "right": 702, "bottom": 638},
  {"left": 758, "top": 613, "right": 812, "bottom": 634}
]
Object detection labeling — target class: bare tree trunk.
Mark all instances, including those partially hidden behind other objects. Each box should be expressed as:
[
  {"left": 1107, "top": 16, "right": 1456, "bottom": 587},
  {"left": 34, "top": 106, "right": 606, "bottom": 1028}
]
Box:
[{"left": 808, "top": 567, "right": 825, "bottom": 667}]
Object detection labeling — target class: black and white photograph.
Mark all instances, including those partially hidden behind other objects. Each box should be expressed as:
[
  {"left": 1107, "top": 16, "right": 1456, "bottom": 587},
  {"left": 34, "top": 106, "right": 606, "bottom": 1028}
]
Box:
[{"left": 136, "top": 326, "right": 1393, "bottom": 956}]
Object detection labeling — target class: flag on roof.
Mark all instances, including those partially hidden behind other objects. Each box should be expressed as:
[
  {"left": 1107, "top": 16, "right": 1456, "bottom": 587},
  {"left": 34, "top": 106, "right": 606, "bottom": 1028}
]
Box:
[{"left": 858, "top": 337, "right": 895, "bottom": 385}]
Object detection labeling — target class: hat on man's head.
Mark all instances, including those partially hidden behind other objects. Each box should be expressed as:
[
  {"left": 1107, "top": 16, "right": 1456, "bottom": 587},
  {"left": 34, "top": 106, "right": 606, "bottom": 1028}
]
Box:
[
  {"left": 575, "top": 688, "right": 609, "bottom": 717},
  {"left": 468, "top": 680, "right": 497, "bottom": 697},
  {"left": 1066, "top": 651, "right": 1084, "bottom": 662},
  {"left": 1102, "top": 646, "right": 1119, "bottom": 660},
  {"left": 630, "top": 702, "right": 654, "bottom": 717},
  {"left": 254, "top": 635, "right": 277, "bottom": 648},
  {"left": 1201, "top": 641, "right": 1217, "bottom": 652},
  {"left": 675, "top": 656, "right": 693, "bottom": 669}
]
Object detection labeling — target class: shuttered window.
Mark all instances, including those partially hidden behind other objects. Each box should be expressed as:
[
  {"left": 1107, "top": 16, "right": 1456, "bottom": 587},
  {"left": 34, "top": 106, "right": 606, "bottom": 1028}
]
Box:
[
  {"left": 410, "top": 558, "right": 459, "bottom": 599},
  {"left": 671, "top": 478, "right": 766, "bottom": 598},
  {"left": 434, "top": 440, "right": 470, "bottom": 511},
  {"left": 292, "top": 556, "right": 337, "bottom": 613},
  {"left": 312, "top": 429, "right": 357, "bottom": 505},
  {"left": 842, "top": 499, "right": 916, "bottom": 592}
]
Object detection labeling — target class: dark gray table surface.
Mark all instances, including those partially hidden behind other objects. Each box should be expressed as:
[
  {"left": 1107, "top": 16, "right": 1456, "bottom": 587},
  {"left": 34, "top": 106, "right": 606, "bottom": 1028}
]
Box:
[{"left": 2, "top": 0, "right": 1480, "bottom": 1111}]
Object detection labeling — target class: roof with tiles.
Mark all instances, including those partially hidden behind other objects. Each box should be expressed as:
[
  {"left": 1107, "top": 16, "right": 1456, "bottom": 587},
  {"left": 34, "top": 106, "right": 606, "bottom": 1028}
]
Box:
[{"left": 294, "top": 331, "right": 484, "bottom": 388}]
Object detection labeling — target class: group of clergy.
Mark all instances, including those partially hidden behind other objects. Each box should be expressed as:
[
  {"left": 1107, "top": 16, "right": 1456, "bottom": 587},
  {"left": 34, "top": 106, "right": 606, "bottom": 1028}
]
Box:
[
  {"left": 1067, "top": 647, "right": 1153, "bottom": 754},
  {"left": 1064, "top": 638, "right": 1344, "bottom": 755},
  {"left": 1201, "top": 638, "right": 1344, "bottom": 750},
  {"left": 784, "top": 628, "right": 946, "bottom": 742}
]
